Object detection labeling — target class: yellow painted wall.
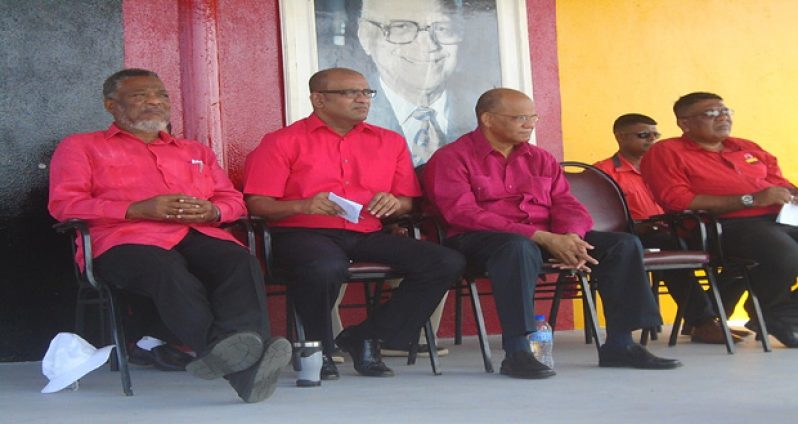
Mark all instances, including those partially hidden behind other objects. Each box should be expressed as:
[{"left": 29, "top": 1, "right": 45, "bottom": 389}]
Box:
[
  {"left": 556, "top": 0, "right": 798, "bottom": 183},
  {"left": 556, "top": 0, "right": 798, "bottom": 325}
]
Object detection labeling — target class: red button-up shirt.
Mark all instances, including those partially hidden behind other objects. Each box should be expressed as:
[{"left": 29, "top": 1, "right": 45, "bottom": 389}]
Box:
[
  {"left": 243, "top": 113, "right": 420, "bottom": 232},
  {"left": 49, "top": 124, "right": 246, "bottom": 262},
  {"left": 423, "top": 128, "right": 593, "bottom": 239},
  {"left": 594, "top": 153, "right": 664, "bottom": 220},
  {"left": 640, "top": 136, "right": 793, "bottom": 219}
]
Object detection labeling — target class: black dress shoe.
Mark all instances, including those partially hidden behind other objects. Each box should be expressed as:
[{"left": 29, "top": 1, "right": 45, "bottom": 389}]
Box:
[
  {"left": 499, "top": 351, "right": 556, "bottom": 379},
  {"left": 335, "top": 327, "right": 394, "bottom": 377},
  {"left": 128, "top": 345, "right": 194, "bottom": 371},
  {"left": 228, "top": 337, "right": 292, "bottom": 403},
  {"left": 128, "top": 345, "right": 155, "bottom": 366},
  {"left": 762, "top": 317, "right": 798, "bottom": 348},
  {"left": 321, "top": 355, "right": 340, "bottom": 380},
  {"left": 599, "top": 343, "right": 682, "bottom": 369}
]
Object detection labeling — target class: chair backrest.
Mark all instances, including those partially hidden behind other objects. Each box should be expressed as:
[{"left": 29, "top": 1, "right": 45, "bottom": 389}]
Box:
[{"left": 560, "top": 161, "right": 635, "bottom": 234}]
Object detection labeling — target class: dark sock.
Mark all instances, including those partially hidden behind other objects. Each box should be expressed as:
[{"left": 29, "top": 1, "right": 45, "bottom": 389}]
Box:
[
  {"left": 604, "top": 332, "right": 634, "bottom": 349},
  {"left": 502, "top": 334, "right": 532, "bottom": 355}
]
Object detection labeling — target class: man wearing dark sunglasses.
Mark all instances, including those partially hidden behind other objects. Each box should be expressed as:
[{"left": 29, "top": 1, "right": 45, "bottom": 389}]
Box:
[
  {"left": 642, "top": 92, "right": 798, "bottom": 348},
  {"left": 596, "top": 113, "right": 746, "bottom": 345}
]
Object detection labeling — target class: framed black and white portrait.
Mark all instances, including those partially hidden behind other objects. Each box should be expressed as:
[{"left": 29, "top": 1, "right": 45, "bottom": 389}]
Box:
[{"left": 280, "top": 0, "right": 533, "bottom": 164}]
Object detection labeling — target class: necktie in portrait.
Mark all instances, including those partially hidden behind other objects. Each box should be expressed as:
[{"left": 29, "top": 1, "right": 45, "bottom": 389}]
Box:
[{"left": 411, "top": 107, "right": 446, "bottom": 165}]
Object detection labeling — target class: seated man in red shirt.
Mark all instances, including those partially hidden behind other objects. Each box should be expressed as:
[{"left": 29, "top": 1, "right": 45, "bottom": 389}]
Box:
[
  {"left": 423, "top": 88, "right": 681, "bottom": 379},
  {"left": 595, "top": 113, "right": 743, "bottom": 344},
  {"left": 243, "top": 67, "right": 464, "bottom": 379},
  {"left": 48, "top": 69, "right": 291, "bottom": 403},
  {"left": 641, "top": 92, "right": 798, "bottom": 348}
]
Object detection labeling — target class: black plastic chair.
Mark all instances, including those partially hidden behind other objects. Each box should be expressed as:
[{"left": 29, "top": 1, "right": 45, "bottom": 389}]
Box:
[
  {"left": 561, "top": 161, "right": 771, "bottom": 353},
  {"left": 248, "top": 217, "right": 442, "bottom": 375},
  {"left": 54, "top": 219, "right": 132, "bottom": 396}
]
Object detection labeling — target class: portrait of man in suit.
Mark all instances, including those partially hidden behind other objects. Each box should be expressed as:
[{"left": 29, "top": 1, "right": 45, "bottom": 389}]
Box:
[{"left": 315, "top": 0, "right": 502, "bottom": 165}]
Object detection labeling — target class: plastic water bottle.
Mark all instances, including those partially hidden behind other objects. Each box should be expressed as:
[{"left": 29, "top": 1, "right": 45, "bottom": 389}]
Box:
[{"left": 529, "top": 314, "right": 554, "bottom": 369}]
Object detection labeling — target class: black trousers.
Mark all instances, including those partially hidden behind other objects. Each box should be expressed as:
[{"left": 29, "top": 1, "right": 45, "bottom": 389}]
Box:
[
  {"left": 639, "top": 232, "right": 716, "bottom": 326},
  {"left": 445, "top": 230, "right": 662, "bottom": 339},
  {"left": 720, "top": 215, "right": 798, "bottom": 317},
  {"left": 271, "top": 228, "right": 464, "bottom": 354},
  {"left": 95, "top": 230, "right": 270, "bottom": 355}
]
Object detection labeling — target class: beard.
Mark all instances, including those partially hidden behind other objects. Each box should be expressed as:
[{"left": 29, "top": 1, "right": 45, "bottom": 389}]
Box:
[
  {"left": 128, "top": 119, "right": 168, "bottom": 133},
  {"left": 114, "top": 103, "right": 170, "bottom": 134}
]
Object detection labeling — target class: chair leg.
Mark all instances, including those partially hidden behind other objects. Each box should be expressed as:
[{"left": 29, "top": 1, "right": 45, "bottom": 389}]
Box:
[
  {"left": 454, "top": 280, "right": 464, "bottom": 345},
  {"left": 422, "top": 320, "right": 441, "bottom": 375},
  {"left": 105, "top": 287, "right": 132, "bottom": 396},
  {"left": 468, "top": 279, "right": 493, "bottom": 373},
  {"left": 577, "top": 274, "right": 603, "bottom": 355},
  {"left": 705, "top": 267, "right": 735, "bottom": 354},
  {"left": 740, "top": 267, "right": 771, "bottom": 352}
]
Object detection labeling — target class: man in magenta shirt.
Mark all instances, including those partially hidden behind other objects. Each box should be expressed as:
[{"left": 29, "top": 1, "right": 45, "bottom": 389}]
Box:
[
  {"left": 243, "top": 68, "right": 463, "bottom": 379},
  {"left": 595, "top": 113, "right": 742, "bottom": 345},
  {"left": 424, "top": 88, "right": 681, "bottom": 378},
  {"left": 641, "top": 92, "right": 798, "bottom": 347},
  {"left": 49, "top": 69, "right": 291, "bottom": 403}
]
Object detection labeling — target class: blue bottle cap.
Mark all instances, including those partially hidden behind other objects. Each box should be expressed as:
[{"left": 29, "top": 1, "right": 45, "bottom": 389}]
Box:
[{"left": 534, "top": 315, "right": 545, "bottom": 320}]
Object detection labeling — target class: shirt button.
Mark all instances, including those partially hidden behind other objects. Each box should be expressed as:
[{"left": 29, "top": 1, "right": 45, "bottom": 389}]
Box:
[
  {"left": 344, "top": 159, "right": 349, "bottom": 164},
  {"left": 345, "top": 181, "right": 350, "bottom": 185}
]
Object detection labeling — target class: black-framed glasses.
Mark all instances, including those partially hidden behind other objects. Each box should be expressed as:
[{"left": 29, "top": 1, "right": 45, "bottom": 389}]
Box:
[
  {"left": 680, "top": 107, "right": 734, "bottom": 119},
  {"left": 363, "top": 19, "right": 463, "bottom": 45},
  {"left": 490, "top": 113, "right": 539, "bottom": 124},
  {"left": 314, "top": 89, "right": 377, "bottom": 99},
  {"left": 627, "top": 131, "right": 660, "bottom": 140}
]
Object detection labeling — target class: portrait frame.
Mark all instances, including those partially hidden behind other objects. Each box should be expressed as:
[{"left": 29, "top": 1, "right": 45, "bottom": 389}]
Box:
[{"left": 279, "top": 0, "right": 533, "bottom": 126}]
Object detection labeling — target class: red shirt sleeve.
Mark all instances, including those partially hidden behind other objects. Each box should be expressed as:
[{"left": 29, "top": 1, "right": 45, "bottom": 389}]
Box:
[{"left": 640, "top": 141, "right": 696, "bottom": 212}]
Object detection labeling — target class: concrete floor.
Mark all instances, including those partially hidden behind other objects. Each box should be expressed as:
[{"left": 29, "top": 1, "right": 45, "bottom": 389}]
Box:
[{"left": 2, "top": 329, "right": 797, "bottom": 424}]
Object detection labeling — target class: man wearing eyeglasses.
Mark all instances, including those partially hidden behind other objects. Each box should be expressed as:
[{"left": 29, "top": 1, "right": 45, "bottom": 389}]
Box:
[
  {"left": 595, "top": 113, "right": 745, "bottom": 345},
  {"left": 356, "top": 0, "right": 488, "bottom": 166},
  {"left": 244, "top": 68, "right": 464, "bottom": 379},
  {"left": 424, "top": 88, "right": 682, "bottom": 378},
  {"left": 641, "top": 92, "right": 798, "bottom": 348}
]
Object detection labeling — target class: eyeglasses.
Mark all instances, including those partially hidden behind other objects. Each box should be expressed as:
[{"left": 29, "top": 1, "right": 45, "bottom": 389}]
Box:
[
  {"left": 314, "top": 89, "right": 377, "bottom": 99},
  {"left": 626, "top": 131, "right": 660, "bottom": 140},
  {"left": 680, "top": 107, "right": 734, "bottom": 120},
  {"left": 490, "top": 113, "right": 539, "bottom": 124},
  {"left": 363, "top": 19, "right": 463, "bottom": 45}
]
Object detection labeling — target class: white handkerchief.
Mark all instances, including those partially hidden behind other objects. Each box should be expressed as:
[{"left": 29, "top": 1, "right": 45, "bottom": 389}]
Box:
[
  {"left": 328, "top": 192, "right": 363, "bottom": 224},
  {"left": 776, "top": 202, "right": 798, "bottom": 226}
]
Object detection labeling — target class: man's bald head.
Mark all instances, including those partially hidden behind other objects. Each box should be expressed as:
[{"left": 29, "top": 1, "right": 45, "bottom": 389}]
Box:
[
  {"left": 475, "top": 88, "right": 530, "bottom": 125},
  {"left": 309, "top": 67, "right": 366, "bottom": 92}
]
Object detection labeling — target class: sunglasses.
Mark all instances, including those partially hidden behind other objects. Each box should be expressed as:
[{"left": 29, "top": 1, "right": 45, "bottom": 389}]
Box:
[{"left": 627, "top": 131, "right": 660, "bottom": 140}]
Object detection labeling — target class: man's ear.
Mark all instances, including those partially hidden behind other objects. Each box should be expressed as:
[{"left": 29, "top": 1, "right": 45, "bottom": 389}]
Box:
[
  {"left": 478, "top": 112, "right": 491, "bottom": 128},
  {"left": 103, "top": 97, "right": 115, "bottom": 114},
  {"left": 357, "top": 23, "right": 375, "bottom": 56},
  {"left": 309, "top": 92, "right": 324, "bottom": 109},
  {"left": 676, "top": 118, "right": 689, "bottom": 133}
]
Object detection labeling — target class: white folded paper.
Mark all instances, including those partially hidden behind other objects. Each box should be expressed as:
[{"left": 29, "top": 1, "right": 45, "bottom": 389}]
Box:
[
  {"left": 776, "top": 202, "right": 798, "bottom": 226},
  {"left": 328, "top": 192, "right": 363, "bottom": 224}
]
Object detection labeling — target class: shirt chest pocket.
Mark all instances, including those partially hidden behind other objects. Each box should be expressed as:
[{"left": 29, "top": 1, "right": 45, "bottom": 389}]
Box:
[
  {"left": 737, "top": 161, "right": 768, "bottom": 180},
  {"left": 514, "top": 176, "right": 553, "bottom": 206},
  {"left": 471, "top": 175, "right": 552, "bottom": 206}
]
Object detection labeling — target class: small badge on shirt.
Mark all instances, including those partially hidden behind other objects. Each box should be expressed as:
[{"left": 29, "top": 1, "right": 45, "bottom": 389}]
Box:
[
  {"left": 743, "top": 153, "right": 759, "bottom": 164},
  {"left": 190, "top": 159, "right": 204, "bottom": 173}
]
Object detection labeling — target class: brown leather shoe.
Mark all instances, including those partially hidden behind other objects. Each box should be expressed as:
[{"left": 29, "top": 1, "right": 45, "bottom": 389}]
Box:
[{"left": 691, "top": 319, "right": 743, "bottom": 344}]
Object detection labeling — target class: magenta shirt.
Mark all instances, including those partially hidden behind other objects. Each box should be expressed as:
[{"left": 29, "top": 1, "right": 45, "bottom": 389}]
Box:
[{"left": 423, "top": 129, "right": 593, "bottom": 239}]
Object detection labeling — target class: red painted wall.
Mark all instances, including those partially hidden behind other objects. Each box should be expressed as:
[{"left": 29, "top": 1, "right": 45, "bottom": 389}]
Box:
[{"left": 121, "top": 0, "right": 572, "bottom": 336}]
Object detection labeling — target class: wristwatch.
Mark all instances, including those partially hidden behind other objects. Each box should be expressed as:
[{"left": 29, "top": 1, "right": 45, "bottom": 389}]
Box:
[{"left": 741, "top": 194, "right": 755, "bottom": 207}]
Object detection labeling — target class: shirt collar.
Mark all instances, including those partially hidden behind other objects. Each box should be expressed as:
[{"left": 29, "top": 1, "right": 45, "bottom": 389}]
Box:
[
  {"left": 306, "top": 113, "right": 373, "bottom": 136},
  {"left": 676, "top": 135, "right": 741, "bottom": 153},
  {"left": 379, "top": 78, "right": 449, "bottom": 133},
  {"left": 104, "top": 122, "right": 177, "bottom": 145},
  {"left": 469, "top": 128, "right": 533, "bottom": 159},
  {"left": 611, "top": 152, "right": 640, "bottom": 174}
]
